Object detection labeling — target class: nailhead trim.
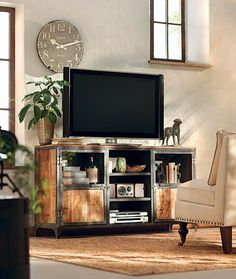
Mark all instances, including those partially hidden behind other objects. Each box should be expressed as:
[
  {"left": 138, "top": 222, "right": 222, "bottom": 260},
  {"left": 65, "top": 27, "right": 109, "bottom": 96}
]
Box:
[{"left": 175, "top": 217, "right": 223, "bottom": 226}]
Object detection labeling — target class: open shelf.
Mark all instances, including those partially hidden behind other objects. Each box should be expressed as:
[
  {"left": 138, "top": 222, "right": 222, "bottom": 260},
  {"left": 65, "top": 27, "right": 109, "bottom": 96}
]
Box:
[
  {"left": 110, "top": 197, "right": 151, "bottom": 202},
  {"left": 62, "top": 184, "right": 105, "bottom": 190},
  {"left": 154, "top": 183, "right": 180, "bottom": 188},
  {"left": 109, "top": 172, "right": 151, "bottom": 177}
]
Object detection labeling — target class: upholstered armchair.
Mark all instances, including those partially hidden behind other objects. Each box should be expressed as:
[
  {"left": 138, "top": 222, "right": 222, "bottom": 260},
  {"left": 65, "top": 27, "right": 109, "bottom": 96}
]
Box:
[{"left": 175, "top": 129, "right": 236, "bottom": 253}]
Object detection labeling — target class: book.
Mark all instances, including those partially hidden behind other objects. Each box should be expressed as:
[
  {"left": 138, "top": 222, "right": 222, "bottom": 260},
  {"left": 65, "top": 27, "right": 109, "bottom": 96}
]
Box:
[
  {"left": 62, "top": 177, "right": 89, "bottom": 185},
  {"left": 52, "top": 137, "right": 84, "bottom": 145},
  {"left": 164, "top": 162, "right": 181, "bottom": 184},
  {"left": 168, "top": 162, "right": 175, "bottom": 184},
  {"left": 63, "top": 166, "right": 81, "bottom": 172},
  {"left": 63, "top": 171, "right": 86, "bottom": 178}
]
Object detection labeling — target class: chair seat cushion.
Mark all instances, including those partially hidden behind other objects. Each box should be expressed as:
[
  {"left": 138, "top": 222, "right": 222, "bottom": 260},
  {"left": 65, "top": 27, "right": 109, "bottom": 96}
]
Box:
[{"left": 177, "top": 178, "right": 215, "bottom": 206}]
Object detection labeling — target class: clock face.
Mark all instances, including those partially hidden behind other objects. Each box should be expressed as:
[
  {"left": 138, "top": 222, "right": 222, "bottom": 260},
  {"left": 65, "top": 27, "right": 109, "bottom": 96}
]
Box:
[{"left": 36, "top": 20, "right": 84, "bottom": 72}]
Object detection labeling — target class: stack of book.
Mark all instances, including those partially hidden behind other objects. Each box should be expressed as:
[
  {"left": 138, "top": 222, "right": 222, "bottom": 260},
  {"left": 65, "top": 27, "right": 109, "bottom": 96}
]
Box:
[
  {"left": 52, "top": 137, "right": 84, "bottom": 145},
  {"left": 165, "top": 162, "right": 180, "bottom": 184},
  {"left": 156, "top": 161, "right": 181, "bottom": 184},
  {"left": 62, "top": 166, "right": 89, "bottom": 185}
]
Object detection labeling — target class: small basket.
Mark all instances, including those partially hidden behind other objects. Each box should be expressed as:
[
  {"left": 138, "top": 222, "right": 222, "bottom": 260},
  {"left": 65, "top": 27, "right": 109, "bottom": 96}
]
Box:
[{"left": 126, "top": 164, "right": 146, "bottom": 173}]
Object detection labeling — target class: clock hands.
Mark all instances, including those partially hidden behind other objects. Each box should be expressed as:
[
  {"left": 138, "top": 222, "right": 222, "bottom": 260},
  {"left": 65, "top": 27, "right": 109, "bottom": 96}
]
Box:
[
  {"left": 50, "top": 39, "right": 66, "bottom": 49},
  {"left": 50, "top": 39, "right": 81, "bottom": 50},
  {"left": 62, "top": 40, "right": 82, "bottom": 47}
]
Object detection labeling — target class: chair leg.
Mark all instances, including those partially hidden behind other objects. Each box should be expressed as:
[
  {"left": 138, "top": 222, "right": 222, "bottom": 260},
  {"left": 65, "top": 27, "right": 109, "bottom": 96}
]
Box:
[
  {"left": 220, "top": 226, "right": 232, "bottom": 254},
  {"left": 178, "top": 222, "right": 188, "bottom": 246}
]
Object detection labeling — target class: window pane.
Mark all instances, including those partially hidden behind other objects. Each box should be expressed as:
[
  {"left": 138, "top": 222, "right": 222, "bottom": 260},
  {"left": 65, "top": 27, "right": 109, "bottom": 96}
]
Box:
[
  {"left": 0, "top": 61, "right": 9, "bottom": 108},
  {"left": 0, "top": 11, "right": 10, "bottom": 59},
  {"left": 0, "top": 110, "right": 9, "bottom": 130},
  {"left": 154, "top": 23, "right": 167, "bottom": 59},
  {"left": 168, "top": 0, "right": 181, "bottom": 24},
  {"left": 186, "top": 0, "right": 209, "bottom": 63},
  {"left": 168, "top": 25, "right": 182, "bottom": 60},
  {"left": 154, "top": 0, "right": 166, "bottom": 22}
]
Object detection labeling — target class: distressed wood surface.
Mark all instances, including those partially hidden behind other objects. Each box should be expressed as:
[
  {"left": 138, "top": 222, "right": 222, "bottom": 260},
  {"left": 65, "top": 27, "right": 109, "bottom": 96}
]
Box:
[
  {"left": 62, "top": 189, "right": 105, "bottom": 223},
  {"left": 36, "top": 148, "right": 57, "bottom": 224},
  {"left": 154, "top": 188, "right": 177, "bottom": 220}
]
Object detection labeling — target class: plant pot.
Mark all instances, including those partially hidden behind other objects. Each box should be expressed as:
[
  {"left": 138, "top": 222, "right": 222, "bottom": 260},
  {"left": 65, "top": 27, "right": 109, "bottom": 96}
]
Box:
[{"left": 37, "top": 118, "right": 54, "bottom": 145}]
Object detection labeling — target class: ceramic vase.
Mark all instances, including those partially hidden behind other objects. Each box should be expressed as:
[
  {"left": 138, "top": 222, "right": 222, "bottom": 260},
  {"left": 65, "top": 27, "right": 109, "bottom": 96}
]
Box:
[{"left": 116, "top": 157, "right": 126, "bottom": 173}]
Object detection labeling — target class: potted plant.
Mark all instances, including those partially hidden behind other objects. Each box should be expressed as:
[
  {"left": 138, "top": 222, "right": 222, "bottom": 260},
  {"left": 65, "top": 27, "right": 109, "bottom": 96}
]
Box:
[
  {"left": 0, "top": 127, "right": 47, "bottom": 213},
  {"left": 18, "top": 76, "right": 68, "bottom": 145}
]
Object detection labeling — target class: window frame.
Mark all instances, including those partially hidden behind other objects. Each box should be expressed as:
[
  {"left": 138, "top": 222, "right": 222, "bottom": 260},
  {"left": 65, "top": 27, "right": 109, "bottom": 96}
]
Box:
[
  {"left": 0, "top": 6, "right": 15, "bottom": 132},
  {"left": 150, "top": 0, "right": 186, "bottom": 63}
]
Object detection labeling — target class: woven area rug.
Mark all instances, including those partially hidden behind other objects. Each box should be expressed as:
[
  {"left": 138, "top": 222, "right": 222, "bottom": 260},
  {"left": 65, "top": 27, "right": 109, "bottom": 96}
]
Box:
[{"left": 30, "top": 228, "right": 236, "bottom": 276}]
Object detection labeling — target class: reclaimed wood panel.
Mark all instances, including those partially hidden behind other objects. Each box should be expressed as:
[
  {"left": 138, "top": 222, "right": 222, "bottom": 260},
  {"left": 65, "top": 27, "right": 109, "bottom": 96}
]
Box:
[
  {"left": 62, "top": 189, "right": 105, "bottom": 223},
  {"left": 36, "top": 148, "right": 57, "bottom": 224},
  {"left": 154, "top": 188, "right": 177, "bottom": 220},
  {"left": 88, "top": 190, "right": 105, "bottom": 222}
]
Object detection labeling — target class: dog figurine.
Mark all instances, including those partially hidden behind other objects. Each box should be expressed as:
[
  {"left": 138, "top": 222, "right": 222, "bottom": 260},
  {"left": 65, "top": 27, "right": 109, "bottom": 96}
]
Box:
[{"left": 162, "top": 118, "right": 182, "bottom": 146}]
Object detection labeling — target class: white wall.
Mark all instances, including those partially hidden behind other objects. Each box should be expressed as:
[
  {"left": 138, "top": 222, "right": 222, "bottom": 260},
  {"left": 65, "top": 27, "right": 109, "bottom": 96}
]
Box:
[{"left": 3, "top": 0, "right": 236, "bottom": 178}]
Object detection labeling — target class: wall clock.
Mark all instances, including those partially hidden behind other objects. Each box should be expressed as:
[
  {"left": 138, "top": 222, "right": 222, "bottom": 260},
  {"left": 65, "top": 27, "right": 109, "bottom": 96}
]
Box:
[{"left": 36, "top": 20, "right": 84, "bottom": 72}]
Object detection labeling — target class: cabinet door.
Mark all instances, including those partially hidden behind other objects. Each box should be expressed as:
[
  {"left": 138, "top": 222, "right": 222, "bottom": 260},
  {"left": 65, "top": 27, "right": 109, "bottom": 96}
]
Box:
[
  {"left": 62, "top": 189, "right": 105, "bottom": 224},
  {"left": 153, "top": 188, "right": 177, "bottom": 221}
]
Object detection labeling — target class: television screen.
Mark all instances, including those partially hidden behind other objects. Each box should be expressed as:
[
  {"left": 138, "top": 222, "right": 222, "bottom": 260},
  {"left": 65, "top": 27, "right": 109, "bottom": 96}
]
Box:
[{"left": 63, "top": 68, "right": 164, "bottom": 139}]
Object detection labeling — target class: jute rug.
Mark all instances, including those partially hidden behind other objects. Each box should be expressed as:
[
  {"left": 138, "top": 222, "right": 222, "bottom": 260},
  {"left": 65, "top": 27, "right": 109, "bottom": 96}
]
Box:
[{"left": 30, "top": 228, "right": 236, "bottom": 276}]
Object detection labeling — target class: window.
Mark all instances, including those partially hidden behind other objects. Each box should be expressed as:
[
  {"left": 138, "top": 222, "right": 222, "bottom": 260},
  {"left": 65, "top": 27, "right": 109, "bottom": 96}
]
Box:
[
  {"left": 150, "top": 0, "right": 210, "bottom": 65},
  {"left": 150, "top": 0, "right": 185, "bottom": 62},
  {"left": 0, "top": 7, "right": 15, "bottom": 132}
]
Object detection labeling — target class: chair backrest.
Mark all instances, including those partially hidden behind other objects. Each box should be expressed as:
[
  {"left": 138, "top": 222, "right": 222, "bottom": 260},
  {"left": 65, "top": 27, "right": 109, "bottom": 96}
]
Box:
[
  {"left": 208, "top": 129, "right": 236, "bottom": 186},
  {"left": 215, "top": 133, "right": 236, "bottom": 226}
]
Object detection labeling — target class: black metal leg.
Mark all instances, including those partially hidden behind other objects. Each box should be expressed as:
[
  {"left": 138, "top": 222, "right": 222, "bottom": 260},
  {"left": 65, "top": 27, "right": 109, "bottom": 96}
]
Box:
[
  {"left": 178, "top": 222, "right": 188, "bottom": 246},
  {"left": 55, "top": 228, "right": 61, "bottom": 239}
]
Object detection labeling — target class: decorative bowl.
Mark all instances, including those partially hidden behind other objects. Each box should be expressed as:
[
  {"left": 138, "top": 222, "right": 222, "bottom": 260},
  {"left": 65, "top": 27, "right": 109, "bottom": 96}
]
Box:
[{"left": 126, "top": 164, "right": 146, "bottom": 173}]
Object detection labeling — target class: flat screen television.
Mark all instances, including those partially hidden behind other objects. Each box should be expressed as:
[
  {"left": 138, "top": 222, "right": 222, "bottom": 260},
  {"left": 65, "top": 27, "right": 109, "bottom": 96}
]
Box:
[{"left": 63, "top": 68, "right": 164, "bottom": 141}]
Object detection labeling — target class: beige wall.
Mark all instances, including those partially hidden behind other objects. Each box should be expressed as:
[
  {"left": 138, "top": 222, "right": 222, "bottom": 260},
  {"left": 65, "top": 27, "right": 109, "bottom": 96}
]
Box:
[{"left": 3, "top": 0, "right": 236, "bottom": 177}]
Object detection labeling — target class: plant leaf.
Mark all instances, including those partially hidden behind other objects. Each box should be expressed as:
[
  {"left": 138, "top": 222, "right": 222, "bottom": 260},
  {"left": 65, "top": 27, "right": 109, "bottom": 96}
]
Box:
[
  {"left": 28, "top": 118, "right": 36, "bottom": 129},
  {"left": 52, "top": 105, "right": 61, "bottom": 117},
  {"left": 18, "top": 104, "right": 32, "bottom": 122},
  {"left": 45, "top": 76, "right": 52, "bottom": 82},
  {"left": 52, "top": 96, "right": 58, "bottom": 106},
  {"left": 33, "top": 93, "right": 42, "bottom": 104},
  {"left": 52, "top": 86, "right": 59, "bottom": 94},
  {"left": 34, "top": 105, "right": 41, "bottom": 121},
  {"left": 26, "top": 81, "right": 36, "bottom": 85},
  {"left": 44, "top": 94, "right": 51, "bottom": 105},
  {"left": 40, "top": 110, "right": 48, "bottom": 118},
  {"left": 56, "top": 80, "right": 65, "bottom": 87},
  {"left": 23, "top": 92, "right": 40, "bottom": 101},
  {"left": 48, "top": 111, "right": 57, "bottom": 124}
]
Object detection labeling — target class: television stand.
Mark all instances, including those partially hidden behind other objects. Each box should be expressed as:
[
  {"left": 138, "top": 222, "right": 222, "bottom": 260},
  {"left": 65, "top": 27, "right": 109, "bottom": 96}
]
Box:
[{"left": 35, "top": 144, "right": 196, "bottom": 238}]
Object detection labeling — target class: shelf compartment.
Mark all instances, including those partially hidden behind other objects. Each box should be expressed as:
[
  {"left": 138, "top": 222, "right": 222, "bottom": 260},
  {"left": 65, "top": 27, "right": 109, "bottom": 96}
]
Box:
[
  {"left": 109, "top": 172, "right": 151, "bottom": 176},
  {"left": 61, "top": 184, "right": 105, "bottom": 190},
  {"left": 110, "top": 197, "right": 151, "bottom": 202},
  {"left": 61, "top": 151, "right": 105, "bottom": 184},
  {"left": 154, "top": 154, "right": 193, "bottom": 184},
  {"left": 154, "top": 183, "right": 180, "bottom": 188},
  {"left": 109, "top": 150, "right": 151, "bottom": 172}
]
